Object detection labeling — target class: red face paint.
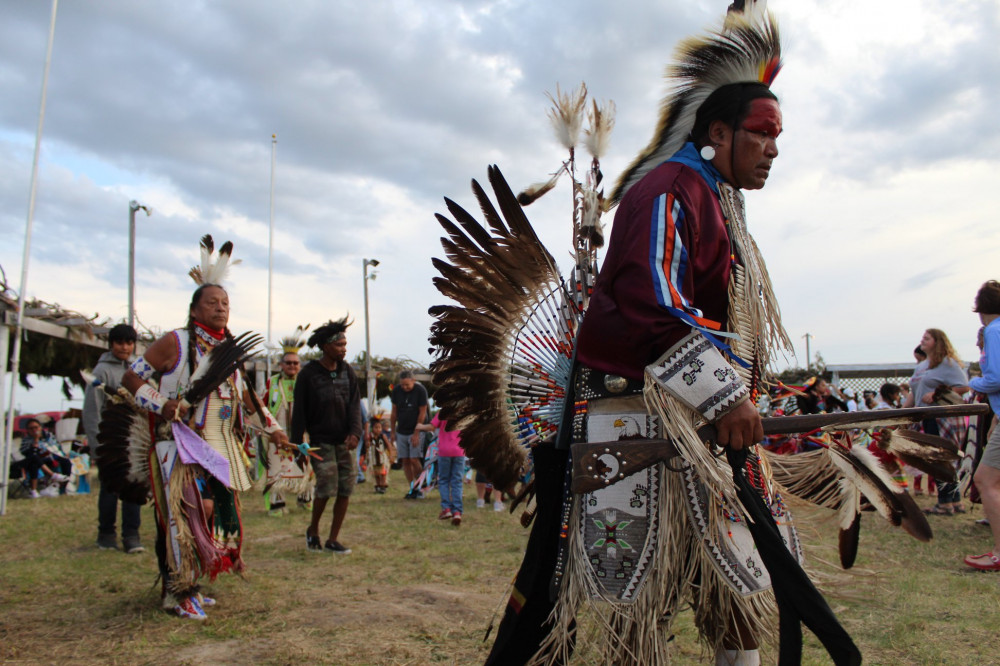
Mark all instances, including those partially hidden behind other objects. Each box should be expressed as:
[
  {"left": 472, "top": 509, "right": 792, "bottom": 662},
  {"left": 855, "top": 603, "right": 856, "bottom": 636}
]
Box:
[{"left": 740, "top": 98, "right": 782, "bottom": 138}]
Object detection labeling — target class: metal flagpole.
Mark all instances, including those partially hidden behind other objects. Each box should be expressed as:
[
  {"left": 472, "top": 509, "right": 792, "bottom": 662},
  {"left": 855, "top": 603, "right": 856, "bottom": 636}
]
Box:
[
  {"left": 2, "top": 0, "right": 59, "bottom": 516},
  {"left": 266, "top": 134, "right": 276, "bottom": 381}
]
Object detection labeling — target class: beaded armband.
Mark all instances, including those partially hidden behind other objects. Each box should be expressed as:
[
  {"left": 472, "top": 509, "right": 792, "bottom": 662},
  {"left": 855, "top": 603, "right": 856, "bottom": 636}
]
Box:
[
  {"left": 130, "top": 356, "right": 156, "bottom": 381},
  {"left": 645, "top": 331, "right": 748, "bottom": 422},
  {"left": 135, "top": 383, "right": 167, "bottom": 415}
]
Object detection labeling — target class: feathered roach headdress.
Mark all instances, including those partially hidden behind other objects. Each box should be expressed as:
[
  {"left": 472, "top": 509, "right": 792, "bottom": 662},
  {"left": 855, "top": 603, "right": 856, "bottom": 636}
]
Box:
[
  {"left": 307, "top": 316, "right": 352, "bottom": 348},
  {"left": 609, "top": 0, "right": 782, "bottom": 206},
  {"left": 188, "top": 234, "right": 241, "bottom": 286},
  {"left": 279, "top": 324, "right": 310, "bottom": 354}
]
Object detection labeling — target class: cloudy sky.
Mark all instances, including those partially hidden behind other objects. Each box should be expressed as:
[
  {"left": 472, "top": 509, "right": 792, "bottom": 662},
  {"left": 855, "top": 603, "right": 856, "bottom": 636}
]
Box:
[{"left": 2, "top": 0, "right": 998, "bottom": 412}]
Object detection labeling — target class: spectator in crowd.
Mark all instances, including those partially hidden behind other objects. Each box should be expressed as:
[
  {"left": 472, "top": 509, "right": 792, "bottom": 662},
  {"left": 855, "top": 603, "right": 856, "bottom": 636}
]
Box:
[
  {"left": 474, "top": 470, "right": 507, "bottom": 512},
  {"left": 840, "top": 387, "right": 859, "bottom": 412},
  {"left": 17, "top": 418, "right": 70, "bottom": 498},
  {"left": 82, "top": 323, "right": 143, "bottom": 552},
  {"left": 796, "top": 376, "right": 848, "bottom": 414},
  {"left": 904, "top": 328, "right": 970, "bottom": 515},
  {"left": 416, "top": 412, "right": 465, "bottom": 525},
  {"left": 875, "top": 383, "right": 901, "bottom": 410},
  {"left": 390, "top": 370, "right": 428, "bottom": 499},
  {"left": 367, "top": 415, "right": 393, "bottom": 494},
  {"left": 965, "top": 281, "right": 1000, "bottom": 570},
  {"left": 292, "top": 318, "right": 362, "bottom": 555}
]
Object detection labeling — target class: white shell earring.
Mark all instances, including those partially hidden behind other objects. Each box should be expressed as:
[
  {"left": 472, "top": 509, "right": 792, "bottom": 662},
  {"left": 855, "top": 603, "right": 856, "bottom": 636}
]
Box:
[{"left": 700, "top": 144, "right": 716, "bottom": 160}]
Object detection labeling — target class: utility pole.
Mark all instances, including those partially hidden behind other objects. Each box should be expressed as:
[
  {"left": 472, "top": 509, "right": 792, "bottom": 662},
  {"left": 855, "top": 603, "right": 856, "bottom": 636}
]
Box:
[{"left": 803, "top": 332, "right": 813, "bottom": 370}]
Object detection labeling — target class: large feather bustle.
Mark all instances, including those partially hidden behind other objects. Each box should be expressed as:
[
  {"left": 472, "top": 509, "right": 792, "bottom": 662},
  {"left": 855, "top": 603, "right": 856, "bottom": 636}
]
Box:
[
  {"left": 429, "top": 165, "right": 576, "bottom": 491},
  {"left": 608, "top": 11, "right": 781, "bottom": 207}
]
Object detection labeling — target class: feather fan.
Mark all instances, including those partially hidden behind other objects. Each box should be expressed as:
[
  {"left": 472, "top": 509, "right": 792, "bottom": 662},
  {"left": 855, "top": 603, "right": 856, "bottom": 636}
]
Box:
[
  {"left": 181, "top": 331, "right": 262, "bottom": 408},
  {"left": 95, "top": 400, "right": 152, "bottom": 505},
  {"left": 429, "top": 165, "right": 577, "bottom": 491}
]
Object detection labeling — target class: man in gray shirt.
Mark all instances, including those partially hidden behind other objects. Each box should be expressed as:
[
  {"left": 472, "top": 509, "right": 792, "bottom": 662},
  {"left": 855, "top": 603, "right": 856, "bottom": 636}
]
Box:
[{"left": 82, "top": 324, "right": 143, "bottom": 553}]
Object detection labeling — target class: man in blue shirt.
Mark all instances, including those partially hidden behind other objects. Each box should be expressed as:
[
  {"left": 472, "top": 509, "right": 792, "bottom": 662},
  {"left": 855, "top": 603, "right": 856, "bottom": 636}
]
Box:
[{"left": 966, "top": 280, "right": 1000, "bottom": 571}]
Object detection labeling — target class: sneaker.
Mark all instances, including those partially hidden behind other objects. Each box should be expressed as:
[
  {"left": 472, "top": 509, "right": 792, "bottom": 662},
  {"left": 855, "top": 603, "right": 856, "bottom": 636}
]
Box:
[
  {"left": 494, "top": 501, "right": 504, "bottom": 512},
  {"left": 196, "top": 593, "right": 216, "bottom": 607},
  {"left": 404, "top": 489, "right": 417, "bottom": 500},
  {"left": 476, "top": 498, "right": 485, "bottom": 509},
  {"left": 306, "top": 531, "right": 322, "bottom": 552},
  {"left": 123, "top": 535, "right": 145, "bottom": 554},
  {"left": 268, "top": 508, "right": 284, "bottom": 517},
  {"left": 51, "top": 473, "right": 70, "bottom": 483},
  {"left": 324, "top": 540, "right": 351, "bottom": 555},
  {"left": 438, "top": 509, "right": 453, "bottom": 520},
  {"left": 451, "top": 512, "right": 462, "bottom": 526},
  {"left": 39, "top": 485, "right": 59, "bottom": 497},
  {"left": 414, "top": 489, "right": 426, "bottom": 499},
  {"left": 173, "top": 595, "right": 207, "bottom": 620},
  {"left": 97, "top": 533, "right": 119, "bottom": 550},
  {"left": 28, "top": 489, "right": 41, "bottom": 499}
]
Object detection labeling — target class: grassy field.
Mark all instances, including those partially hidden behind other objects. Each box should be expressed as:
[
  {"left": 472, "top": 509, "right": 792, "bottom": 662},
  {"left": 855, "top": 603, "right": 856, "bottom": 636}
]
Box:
[{"left": 2, "top": 470, "right": 999, "bottom": 665}]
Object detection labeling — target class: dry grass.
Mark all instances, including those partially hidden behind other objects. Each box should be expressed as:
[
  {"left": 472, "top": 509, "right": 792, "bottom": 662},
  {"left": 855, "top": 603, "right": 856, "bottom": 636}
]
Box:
[{"left": 2, "top": 471, "right": 1000, "bottom": 665}]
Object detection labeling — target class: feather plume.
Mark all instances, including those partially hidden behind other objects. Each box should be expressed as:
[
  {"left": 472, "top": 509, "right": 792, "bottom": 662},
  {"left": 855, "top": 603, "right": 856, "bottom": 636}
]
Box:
[
  {"left": 881, "top": 429, "right": 960, "bottom": 482},
  {"left": 546, "top": 83, "right": 588, "bottom": 150},
  {"left": 826, "top": 443, "right": 932, "bottom": 543},
  {"left": 279, "top": 324, "right": 310, "bottom": 354},
  {"left": 517, "top": 169, "right": 565, "bottom": 207},
  {"left": 837, "top": 478, "right": 861, "bottom": 569},
  {"left": 429, "top": 165, "right": 577, "bottom": 490},
  {"left": 583, "top": 98, "right": 616, "bottom": 159},
  {"left": 189, "top": 234, "right": 240, "bottom": 286},
  {"left": 609, "top": 11, "right": 781, "bottom": 207}
]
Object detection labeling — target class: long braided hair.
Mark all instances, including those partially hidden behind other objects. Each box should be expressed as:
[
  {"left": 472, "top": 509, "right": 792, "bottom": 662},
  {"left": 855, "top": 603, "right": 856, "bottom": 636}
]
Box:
[{"left": 186, "top": 284, "right": 235, "bottom": 377}]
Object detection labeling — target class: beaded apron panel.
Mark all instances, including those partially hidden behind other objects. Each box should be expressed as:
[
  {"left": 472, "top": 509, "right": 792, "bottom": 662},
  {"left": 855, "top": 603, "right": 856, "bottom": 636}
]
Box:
[
  {"left": 580, "top": 397, "right": 661, "bottom": 602},
  {"left": 683, "top": 447, "right": 803, "bottom": 596}
]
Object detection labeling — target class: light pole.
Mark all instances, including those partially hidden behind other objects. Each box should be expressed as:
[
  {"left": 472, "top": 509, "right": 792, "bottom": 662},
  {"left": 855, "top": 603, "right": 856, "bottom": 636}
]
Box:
[
  {"left": 127, "top": 200, "right": 152, "bottom": 327},
  {"left": 363, "top": 258, "right": 380, "bottom": 409}
]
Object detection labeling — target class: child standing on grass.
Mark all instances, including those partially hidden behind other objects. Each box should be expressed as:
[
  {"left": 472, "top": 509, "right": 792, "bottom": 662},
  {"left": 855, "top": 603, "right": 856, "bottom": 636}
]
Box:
[
  {"left": 416, "top": 413, "right": 465, "bottom": 526},
  {"left": 368, "top": 417, "right": 393, "bottom": 494}
]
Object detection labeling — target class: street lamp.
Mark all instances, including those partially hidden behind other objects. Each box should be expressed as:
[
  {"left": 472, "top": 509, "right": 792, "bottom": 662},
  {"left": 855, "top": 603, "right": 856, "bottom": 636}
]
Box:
[
  {"left": 128, "top": 200, "right": 152, "bottom": 327},
  {"left": 363, "top": 258, "right": 380, "bottom": 408}
]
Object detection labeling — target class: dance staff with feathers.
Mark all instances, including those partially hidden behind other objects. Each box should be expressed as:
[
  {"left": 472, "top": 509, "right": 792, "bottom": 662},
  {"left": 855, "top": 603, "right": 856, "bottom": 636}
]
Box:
[
  {"left": 99, "top": 235, "right": 288, "bottom": 620},
  {"left": 426, "top": 2, "right": 967, "bottom": 664}
]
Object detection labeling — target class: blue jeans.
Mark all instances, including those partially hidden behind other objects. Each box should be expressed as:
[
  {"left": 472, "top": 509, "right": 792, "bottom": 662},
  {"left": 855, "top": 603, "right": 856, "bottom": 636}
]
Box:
[{"left": 438, "top": 456, "right": 465, "bottom": 514}]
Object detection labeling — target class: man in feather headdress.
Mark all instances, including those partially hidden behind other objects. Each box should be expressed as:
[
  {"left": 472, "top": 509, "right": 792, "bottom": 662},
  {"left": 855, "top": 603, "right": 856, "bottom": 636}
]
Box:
[
  {"left": 260, "top": 327, "right": 315, "bottom": 515},
  {"left": 117, "top": 237, "right": 288, "bottom": 620},
  {"left": 291, "top": 317, "right": 362, "bottom": 555},
  {"left": 484, "top": 5, "right": 852, "bottom": 665}
]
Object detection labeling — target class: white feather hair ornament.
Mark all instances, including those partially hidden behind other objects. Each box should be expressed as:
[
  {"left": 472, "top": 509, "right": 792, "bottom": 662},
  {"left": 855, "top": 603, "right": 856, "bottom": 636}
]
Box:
[{"left": 188, "top": 234, "right": 242, "bottom": 286}]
